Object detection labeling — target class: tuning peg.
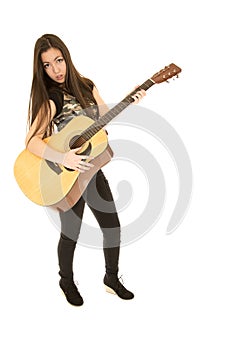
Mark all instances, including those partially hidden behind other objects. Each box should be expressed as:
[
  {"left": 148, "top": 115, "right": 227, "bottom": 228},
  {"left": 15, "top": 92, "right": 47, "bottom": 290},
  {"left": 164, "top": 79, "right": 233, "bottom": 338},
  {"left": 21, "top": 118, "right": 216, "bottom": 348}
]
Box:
[
  {"left": 166, "top": 80, "right": 170, "bottom": 83},
  {"left": 172, "top": 75, "right": 179, "bottom": 81}
]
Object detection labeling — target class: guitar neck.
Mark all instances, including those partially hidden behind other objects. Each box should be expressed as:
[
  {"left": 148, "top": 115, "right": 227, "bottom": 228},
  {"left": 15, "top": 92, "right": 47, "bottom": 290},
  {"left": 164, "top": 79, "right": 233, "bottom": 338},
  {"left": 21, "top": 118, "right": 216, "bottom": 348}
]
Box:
[
  {"left": 80, "top": 78, "right": 155, "bottom": 142},
  {"left": 74, "top": 63, "right": 182, "bottom": 147}
]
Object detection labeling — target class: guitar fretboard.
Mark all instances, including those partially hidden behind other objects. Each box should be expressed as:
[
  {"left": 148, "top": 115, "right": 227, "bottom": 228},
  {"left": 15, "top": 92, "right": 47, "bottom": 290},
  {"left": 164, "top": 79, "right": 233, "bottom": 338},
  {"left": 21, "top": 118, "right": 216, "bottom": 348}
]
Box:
[{"left": 76, "top": 78, "right": 155, "bottom": 146}]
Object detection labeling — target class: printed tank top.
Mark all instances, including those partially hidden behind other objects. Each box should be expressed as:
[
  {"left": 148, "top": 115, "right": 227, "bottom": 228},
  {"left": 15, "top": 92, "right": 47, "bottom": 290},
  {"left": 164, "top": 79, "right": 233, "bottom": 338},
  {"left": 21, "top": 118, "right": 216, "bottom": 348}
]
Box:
[{"left": 50, "top": 91, "right": 99, "bottom": 133}]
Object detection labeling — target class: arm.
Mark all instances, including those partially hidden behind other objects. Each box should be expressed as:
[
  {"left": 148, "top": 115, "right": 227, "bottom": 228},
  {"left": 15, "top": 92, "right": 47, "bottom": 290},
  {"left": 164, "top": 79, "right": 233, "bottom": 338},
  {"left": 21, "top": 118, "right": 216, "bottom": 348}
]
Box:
[
  {"left": 93, "top": 86, "right": 110, "bottom": 117},
  {"left": 25, "top": 100, "right": 94, "bottom": 172},
  {"left": 93, "top": 85, "right": 146, "bottom": 114},
  {"left": 25, "top": 100, "right": 64, "bottom": 163}
]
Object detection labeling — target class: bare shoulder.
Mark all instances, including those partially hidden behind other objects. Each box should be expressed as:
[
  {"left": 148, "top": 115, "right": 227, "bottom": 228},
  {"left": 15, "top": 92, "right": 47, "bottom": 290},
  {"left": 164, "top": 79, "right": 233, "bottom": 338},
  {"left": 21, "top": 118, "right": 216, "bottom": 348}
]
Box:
[
  {"left": 25, "top": 100, "right": 57, "bottom": 145},
  {"left": 93, "top": 86, "right": 105, "bottom": 105},
  {"left": 92, "top": 86, "right": 109, "bottom": 116}
]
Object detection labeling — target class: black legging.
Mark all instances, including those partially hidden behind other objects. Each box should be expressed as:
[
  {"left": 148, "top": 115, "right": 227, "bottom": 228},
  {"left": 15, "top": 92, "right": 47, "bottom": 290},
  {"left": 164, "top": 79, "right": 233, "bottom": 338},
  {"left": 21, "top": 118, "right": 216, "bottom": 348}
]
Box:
[{"left": 59, "top": 170, "right": 121, "bottom": 248}]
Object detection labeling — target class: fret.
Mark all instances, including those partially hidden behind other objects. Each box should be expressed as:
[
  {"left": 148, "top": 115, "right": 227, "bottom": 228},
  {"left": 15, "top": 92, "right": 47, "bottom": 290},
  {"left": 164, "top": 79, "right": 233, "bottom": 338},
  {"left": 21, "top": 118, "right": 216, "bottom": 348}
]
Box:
[
  {"left": 80, "top": 79, "right": 156, "bottom": 141},
  {"left": 77, "top": 64, "right": 182, "bottom": 144}
]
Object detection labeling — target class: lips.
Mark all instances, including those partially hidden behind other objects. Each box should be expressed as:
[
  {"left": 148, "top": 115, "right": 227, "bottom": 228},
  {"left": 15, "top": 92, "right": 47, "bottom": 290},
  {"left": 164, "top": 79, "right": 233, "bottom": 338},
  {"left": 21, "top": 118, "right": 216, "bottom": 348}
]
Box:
[{"left": 56, "top": 75, "right": 64, "bottom": 81}]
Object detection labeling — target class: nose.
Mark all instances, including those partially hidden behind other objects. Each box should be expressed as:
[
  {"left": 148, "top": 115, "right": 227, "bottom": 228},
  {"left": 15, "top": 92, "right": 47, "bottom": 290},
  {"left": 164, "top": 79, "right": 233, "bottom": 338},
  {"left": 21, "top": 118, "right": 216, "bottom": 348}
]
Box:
[{"left": 52, "top": 63, "right": 60, "bottom": 74}]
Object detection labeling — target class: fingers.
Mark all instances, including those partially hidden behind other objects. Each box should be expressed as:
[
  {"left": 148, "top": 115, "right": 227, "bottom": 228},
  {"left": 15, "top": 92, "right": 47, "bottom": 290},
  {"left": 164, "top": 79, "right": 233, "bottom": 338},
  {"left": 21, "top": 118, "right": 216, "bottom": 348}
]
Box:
[
  {"left": 76, "top": 160, "right": 94, "bottom": 172},
  {"left": 63, "top": 148, "right": 95, "bottom": 172},
  {"left": 132, "top": 89, "right": 146, "bottom": 104},
  {"left": 133, "top": 89, "right": 146, "bottom": 99}
]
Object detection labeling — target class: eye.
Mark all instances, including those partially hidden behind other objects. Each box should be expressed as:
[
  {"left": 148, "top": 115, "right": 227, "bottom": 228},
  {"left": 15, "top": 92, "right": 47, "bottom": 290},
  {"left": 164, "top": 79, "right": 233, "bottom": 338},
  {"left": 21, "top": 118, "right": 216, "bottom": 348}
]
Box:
[
  {"left": 57, "top": 57, "right": 64, "bottom": 63},
  {"left": 43, "top": 63, "right": 50, "bottom": 70}
]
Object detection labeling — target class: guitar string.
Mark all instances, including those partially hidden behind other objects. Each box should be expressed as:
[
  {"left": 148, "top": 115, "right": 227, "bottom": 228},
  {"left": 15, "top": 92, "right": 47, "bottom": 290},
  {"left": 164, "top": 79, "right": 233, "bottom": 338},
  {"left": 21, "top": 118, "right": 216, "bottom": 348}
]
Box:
[
  {"left": 69, "top": 66, "right": 181, "bottom": 148},
  {"left": 72, "top": 79, "right": 155, "bottom": 148},
  {"left": 82, "top": 80, "right": 154, "bottom": 140}
]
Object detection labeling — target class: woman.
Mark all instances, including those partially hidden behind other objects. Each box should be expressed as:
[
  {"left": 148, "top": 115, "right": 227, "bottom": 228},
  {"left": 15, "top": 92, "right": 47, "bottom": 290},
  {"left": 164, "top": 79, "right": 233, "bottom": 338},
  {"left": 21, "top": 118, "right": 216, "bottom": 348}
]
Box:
[{"left": 26, "top": 34, "right": 145, "bottom": 306}]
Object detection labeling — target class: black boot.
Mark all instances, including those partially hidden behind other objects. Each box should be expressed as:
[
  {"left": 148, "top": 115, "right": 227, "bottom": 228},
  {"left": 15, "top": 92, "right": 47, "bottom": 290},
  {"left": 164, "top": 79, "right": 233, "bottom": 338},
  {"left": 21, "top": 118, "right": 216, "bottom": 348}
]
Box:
[
  {"left": 103, "top": 247, "right": 134, "bottom": 300},
  {"left": 57, "top": 233, "right": 83, "bottom": 306}
]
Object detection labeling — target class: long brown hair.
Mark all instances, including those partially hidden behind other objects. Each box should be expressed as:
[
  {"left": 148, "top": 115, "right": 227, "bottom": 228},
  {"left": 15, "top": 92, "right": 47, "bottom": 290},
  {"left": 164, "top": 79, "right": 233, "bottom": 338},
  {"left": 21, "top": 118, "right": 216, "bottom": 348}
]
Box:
[{"left": 27, "top": 34, "right": 96, "bottom": 140}]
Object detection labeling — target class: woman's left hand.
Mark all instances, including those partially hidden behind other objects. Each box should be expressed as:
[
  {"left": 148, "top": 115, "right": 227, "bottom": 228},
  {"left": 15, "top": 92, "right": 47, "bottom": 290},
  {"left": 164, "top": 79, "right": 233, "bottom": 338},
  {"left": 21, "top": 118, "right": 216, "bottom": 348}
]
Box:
[{"left": 131, "top": 87, "right": 146, "bottom": 104}]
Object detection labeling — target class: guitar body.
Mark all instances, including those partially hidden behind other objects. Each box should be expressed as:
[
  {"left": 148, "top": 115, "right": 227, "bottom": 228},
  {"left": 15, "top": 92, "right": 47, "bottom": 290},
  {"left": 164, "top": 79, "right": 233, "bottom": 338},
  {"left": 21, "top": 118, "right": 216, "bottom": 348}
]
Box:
[{"left": 14, "top": 115, "right": 111, "bottom": 210}]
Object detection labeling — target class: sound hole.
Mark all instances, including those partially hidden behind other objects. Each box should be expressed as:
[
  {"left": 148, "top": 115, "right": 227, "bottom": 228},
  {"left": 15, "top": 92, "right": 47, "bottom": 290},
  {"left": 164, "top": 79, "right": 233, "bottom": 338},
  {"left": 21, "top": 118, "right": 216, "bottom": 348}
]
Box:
[
  {"left": 65, "top": 135, "right": 92, "bottom": 172},
  {"left": 69, "top": 135, "right": 86, "bottom": 149}
]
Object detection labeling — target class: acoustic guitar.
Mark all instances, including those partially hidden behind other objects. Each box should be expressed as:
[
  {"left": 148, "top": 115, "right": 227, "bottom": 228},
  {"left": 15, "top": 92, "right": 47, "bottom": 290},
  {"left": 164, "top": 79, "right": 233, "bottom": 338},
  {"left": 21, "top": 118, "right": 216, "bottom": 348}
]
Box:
[{"left": 14, "top": 63, "right": 181, "bottom": 211}]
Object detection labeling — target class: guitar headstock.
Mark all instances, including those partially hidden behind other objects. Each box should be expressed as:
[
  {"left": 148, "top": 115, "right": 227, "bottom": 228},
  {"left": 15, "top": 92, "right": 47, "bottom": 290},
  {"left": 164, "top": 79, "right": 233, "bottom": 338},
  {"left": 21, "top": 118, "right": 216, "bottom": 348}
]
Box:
[{"left": 151, "top": 63, "right": 182, "bottom": 84}]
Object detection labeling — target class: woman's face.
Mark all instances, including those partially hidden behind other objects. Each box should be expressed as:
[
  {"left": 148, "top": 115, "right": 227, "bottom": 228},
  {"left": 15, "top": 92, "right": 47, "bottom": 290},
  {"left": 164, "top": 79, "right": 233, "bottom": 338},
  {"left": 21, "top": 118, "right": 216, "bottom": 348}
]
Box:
[{"left": 41, "top": 47, "right": 66, "bottom": 84}]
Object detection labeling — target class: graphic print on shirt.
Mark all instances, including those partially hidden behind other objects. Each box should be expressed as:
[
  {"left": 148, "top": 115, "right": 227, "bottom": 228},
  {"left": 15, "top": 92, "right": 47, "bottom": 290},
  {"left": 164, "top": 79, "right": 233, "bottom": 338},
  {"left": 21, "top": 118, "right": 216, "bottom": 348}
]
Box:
[{"left": 53, "top": 93, "right": 99, "bottom": 132}]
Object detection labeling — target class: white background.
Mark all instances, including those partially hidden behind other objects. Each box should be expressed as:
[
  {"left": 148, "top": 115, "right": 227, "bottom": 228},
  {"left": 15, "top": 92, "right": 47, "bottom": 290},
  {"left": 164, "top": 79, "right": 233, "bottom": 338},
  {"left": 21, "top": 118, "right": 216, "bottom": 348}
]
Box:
[{"left": 1, "top": 0, "right": 233, "bottom": 349}]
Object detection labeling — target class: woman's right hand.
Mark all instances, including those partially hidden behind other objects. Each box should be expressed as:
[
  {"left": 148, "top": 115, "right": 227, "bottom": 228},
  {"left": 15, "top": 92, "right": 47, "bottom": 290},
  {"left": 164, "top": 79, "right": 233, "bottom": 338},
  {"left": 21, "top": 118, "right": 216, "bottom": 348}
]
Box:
[{"left": 62, "top": 147, "right": 94, "bottom": 172}]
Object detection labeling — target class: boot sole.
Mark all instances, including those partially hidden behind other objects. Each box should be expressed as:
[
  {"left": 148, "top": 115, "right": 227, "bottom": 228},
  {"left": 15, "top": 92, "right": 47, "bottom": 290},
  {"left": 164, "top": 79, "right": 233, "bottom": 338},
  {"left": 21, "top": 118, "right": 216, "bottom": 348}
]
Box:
[
  {"left": 104, "top": 284, "right": 135, "bottom": 300},
  {"left": 105, "top": 285, "right": 116, "bottom": 295}
]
